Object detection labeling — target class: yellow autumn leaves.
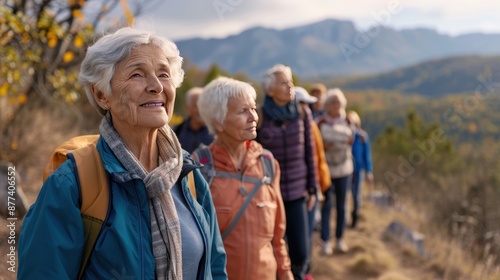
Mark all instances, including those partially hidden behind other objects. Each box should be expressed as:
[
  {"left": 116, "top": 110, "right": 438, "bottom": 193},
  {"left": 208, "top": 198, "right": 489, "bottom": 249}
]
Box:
[
  {"left": 0, "top": 83, "right": 27, "bottom": 105},
  {"left": 1, "top": 0, "right": 136, "bottom": 108}
]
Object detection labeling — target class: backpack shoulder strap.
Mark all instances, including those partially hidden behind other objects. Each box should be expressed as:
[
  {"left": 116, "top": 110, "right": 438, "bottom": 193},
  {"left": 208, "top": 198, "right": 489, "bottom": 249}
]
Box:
[
  {"left": 316, "top": 115, "right": 327, "bottom": 128},
  {"left": 43, "top": 135, "right": 100, "bottom": 181},
  {"left": 192, "top": 144, "right": 216, "bottom": 186},
  {"left": 297, "top": 102, "right": 306, "bottom": 120},
  {"left": 71, "top": 144, "right": 109, "bottom": 280},
  {"left": 220, "top": 149, "right": 276, "bottom": 240},
  {"left": 358, "top": 129, "right": 368, "bottom": 143},
  {"left": 73, "top": 144, "right": 109, "bottom": 220},
  {"left": 260, "top": 149, "right": 275, "bottom": 184}
]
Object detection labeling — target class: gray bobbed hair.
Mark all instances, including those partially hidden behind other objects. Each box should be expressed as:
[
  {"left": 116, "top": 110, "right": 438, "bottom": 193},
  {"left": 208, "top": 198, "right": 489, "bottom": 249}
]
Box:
[
  {"left": 197, "top": 76, "right": 257, "bottom": 135},
  {"left": 78, "top": 27, "right": 184, "bottom": 116}
]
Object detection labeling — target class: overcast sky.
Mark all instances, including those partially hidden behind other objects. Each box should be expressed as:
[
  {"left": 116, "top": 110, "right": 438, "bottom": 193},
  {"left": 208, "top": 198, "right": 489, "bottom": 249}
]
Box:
[{"left": 134, "top": 0, "right": 500, "bottom": 41}]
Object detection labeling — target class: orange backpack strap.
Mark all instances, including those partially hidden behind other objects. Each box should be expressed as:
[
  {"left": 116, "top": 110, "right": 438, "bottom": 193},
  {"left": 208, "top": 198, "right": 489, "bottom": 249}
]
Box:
[
  {"left": 72, "top": 144, "right": 109, "bottom": 221},
  {"left": 72, "top": 144, "right": 109, "bottom": 280},
  {"left": 43, "top": 135, "right": 101, "bottom": 181},
  {"left": 42, "top": 135, "right": 109, "bottom": 279}
]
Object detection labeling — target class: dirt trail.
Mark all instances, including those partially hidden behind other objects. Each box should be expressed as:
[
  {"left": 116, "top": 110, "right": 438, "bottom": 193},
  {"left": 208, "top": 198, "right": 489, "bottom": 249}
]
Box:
[{"left": 309, "top": 195, "right": 437, "bottom": 280}]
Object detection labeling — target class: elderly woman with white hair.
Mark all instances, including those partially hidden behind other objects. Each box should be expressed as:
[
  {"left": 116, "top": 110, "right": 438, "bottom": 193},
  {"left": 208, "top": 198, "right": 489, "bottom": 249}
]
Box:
[
  {"left": 316, "top": 88, "right": 354, "bottom": 255},
  {"left": 193, "top": 77, "right": 293, "bottom": 280},
  {"left": 256, "top": 64, "right": 318, "bottom": 280},
  {"left": 18, "top": 27, "right": 227, "bottom": 279}
]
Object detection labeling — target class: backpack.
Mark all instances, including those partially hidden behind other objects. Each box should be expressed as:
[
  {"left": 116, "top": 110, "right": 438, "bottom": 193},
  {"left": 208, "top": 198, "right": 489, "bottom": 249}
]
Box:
[
  {"left": 43, "top": 134, "right": 197, "bottom": 280},
  {"left": 192, "top": 144, "right": 275, "bottom": 239}
]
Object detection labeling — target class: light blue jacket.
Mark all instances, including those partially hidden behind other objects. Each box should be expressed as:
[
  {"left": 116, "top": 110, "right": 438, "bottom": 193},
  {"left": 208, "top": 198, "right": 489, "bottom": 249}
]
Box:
[{"left": 18, "top": 137, "right": 227, "bottom": 279}]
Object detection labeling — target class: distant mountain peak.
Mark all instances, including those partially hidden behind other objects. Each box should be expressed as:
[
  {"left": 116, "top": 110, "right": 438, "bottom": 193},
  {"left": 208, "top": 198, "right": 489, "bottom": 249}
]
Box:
[{"left": 175, "top": 18, "right": 500, "bottom": 79}]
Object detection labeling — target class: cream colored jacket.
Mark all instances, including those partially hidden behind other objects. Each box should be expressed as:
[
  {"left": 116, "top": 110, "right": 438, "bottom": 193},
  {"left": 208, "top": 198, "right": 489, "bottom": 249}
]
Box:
[{"left": 317, "top": 117, "right": 354, "bottom": 178}]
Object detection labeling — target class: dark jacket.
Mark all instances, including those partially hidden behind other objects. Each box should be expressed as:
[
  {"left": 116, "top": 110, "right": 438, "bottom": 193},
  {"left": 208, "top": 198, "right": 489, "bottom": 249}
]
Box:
[
  {"left": 257, "top": 106, "right": 317, "bottom": 201},
  {"left": 174, "top": 118, "right": 214, "bottom": 153}
]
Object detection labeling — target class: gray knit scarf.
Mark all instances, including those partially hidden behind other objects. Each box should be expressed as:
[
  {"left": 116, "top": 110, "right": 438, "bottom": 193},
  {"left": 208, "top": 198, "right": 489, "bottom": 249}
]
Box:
[{"left": 100, "top": 115, "right": 183, "bottom": 280}]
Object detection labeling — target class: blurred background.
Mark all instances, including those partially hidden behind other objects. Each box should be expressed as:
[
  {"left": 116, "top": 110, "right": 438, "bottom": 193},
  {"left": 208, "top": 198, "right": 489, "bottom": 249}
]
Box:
[{"left": 1, "top": 0, "right": 500, "bottom": 279}]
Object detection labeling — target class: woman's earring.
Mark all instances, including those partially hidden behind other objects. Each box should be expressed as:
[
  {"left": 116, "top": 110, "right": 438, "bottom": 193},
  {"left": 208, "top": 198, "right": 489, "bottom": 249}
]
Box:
[{"left": 103, "top": 105, "right": 108, "bottom": 110}]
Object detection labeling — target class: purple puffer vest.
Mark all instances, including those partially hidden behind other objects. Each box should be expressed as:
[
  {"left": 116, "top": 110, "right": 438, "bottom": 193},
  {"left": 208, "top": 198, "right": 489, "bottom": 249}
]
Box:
[{"left": 257, "top": 107, "right": 317, "bottom": 201}]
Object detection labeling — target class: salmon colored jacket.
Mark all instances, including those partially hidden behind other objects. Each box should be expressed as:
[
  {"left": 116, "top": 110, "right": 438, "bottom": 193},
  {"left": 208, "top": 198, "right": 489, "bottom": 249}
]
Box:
[{"left": 197, "top": 140, "right": 293, "bottom": 280}]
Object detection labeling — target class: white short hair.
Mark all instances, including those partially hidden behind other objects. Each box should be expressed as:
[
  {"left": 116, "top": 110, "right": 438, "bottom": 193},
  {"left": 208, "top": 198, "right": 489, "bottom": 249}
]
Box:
[
  {"left": 79, "top": 26, "right": 184, "bottom": 116},
  {"left": 262, "top": 64, "right": 293, "bottom": 95},
  {"left": 324, "top": 88, "right": 347, "bottom": 108},
  {"left": 198, "top": 77, "right": 257, "bottom": 134},
  {"left": 185, "top": 87, "right": 204, "bottom": 107}
]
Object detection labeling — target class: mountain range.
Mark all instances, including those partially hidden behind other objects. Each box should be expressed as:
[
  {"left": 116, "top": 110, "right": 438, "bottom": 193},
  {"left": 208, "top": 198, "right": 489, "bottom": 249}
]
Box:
[{"left": 175, "top": 19, "right": 500, "bottom": 79}]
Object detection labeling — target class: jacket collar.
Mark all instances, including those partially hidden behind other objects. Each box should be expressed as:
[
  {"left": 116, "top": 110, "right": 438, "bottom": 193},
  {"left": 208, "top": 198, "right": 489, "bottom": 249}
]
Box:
[
  {"left": 96, "top": 136, "right": 200, "bottom": 182},
  {"left": 210, "top": 140, "right": 263, "bottom": 172}
]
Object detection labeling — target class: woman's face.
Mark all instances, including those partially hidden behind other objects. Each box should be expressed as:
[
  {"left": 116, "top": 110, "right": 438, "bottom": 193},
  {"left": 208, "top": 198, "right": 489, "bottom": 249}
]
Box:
[
  {"left": 218, "top": 94, "right": 258, "bottom": 142},
  {"left": 102, "top": 44, "right": 176, "bottom": 132},
  {"left": 325, "top": 97, "right": 342, "bottom": 118},
  {"left": 268, "top": 72, "right": 294, "bottom": 106}
]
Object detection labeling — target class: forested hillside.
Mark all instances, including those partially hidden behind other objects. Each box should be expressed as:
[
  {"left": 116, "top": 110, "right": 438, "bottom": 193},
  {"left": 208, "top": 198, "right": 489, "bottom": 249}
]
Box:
[
  {"left": 343, "top": 89, "right": 500, "bottom": 144},
  {"left": 327, "top": 55, "right": 500, "bottom": 97}
]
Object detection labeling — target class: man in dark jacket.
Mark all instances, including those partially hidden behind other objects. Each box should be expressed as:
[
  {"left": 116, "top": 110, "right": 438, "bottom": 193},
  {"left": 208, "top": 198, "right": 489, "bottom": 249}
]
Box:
[{"left": 174, "top": 87, "right": 214, "bottom": 153}]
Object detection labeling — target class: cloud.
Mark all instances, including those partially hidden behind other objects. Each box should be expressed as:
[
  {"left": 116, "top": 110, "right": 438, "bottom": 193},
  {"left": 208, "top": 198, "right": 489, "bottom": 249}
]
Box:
[{"left": 135, "top": 0, "right": 500, "bottom": 40}]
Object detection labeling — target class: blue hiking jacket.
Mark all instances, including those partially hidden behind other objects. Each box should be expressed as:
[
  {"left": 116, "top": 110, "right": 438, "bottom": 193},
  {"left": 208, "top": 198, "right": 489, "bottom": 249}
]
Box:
[
  {"left": 352, "top": 129, "right": 373, "bottom": 173},
  {"left": 18, "top": 137, "right": 227, "bottom": 279}
]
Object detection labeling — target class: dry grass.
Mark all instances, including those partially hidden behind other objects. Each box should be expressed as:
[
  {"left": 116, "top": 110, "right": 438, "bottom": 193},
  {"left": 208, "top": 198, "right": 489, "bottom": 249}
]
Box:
[
  {"left": 348, "top": 233, "right": 397, "bottom": 277},
  {"left": 0, "top": 102, "right": 88, "bottom": 280},
  {"left": 349, "top": 249, "right": 398, "bottom": 277},
  {"left": 2, "top": 101, "right": 90, "bottom": 205},
  {"left": 377, "top": 271, "right": 413, "bottom": 280},
  {"left": 386, "top": 196, "right": 500, "bottom": 280},
  {"left": 310, "top": 185, "right": 500, "bottom": 280}
]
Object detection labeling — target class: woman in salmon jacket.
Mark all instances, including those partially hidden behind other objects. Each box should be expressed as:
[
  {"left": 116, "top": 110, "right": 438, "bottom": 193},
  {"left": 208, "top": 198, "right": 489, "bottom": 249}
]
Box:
[{"left": 193, "top": 77, "right": 293, "bottom": 280}]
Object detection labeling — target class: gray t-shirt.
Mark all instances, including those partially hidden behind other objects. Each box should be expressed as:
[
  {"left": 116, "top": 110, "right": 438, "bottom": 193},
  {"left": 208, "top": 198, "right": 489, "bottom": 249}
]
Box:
[{"left": 171, "top": 183, "right": 204, "bottom": 279}]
